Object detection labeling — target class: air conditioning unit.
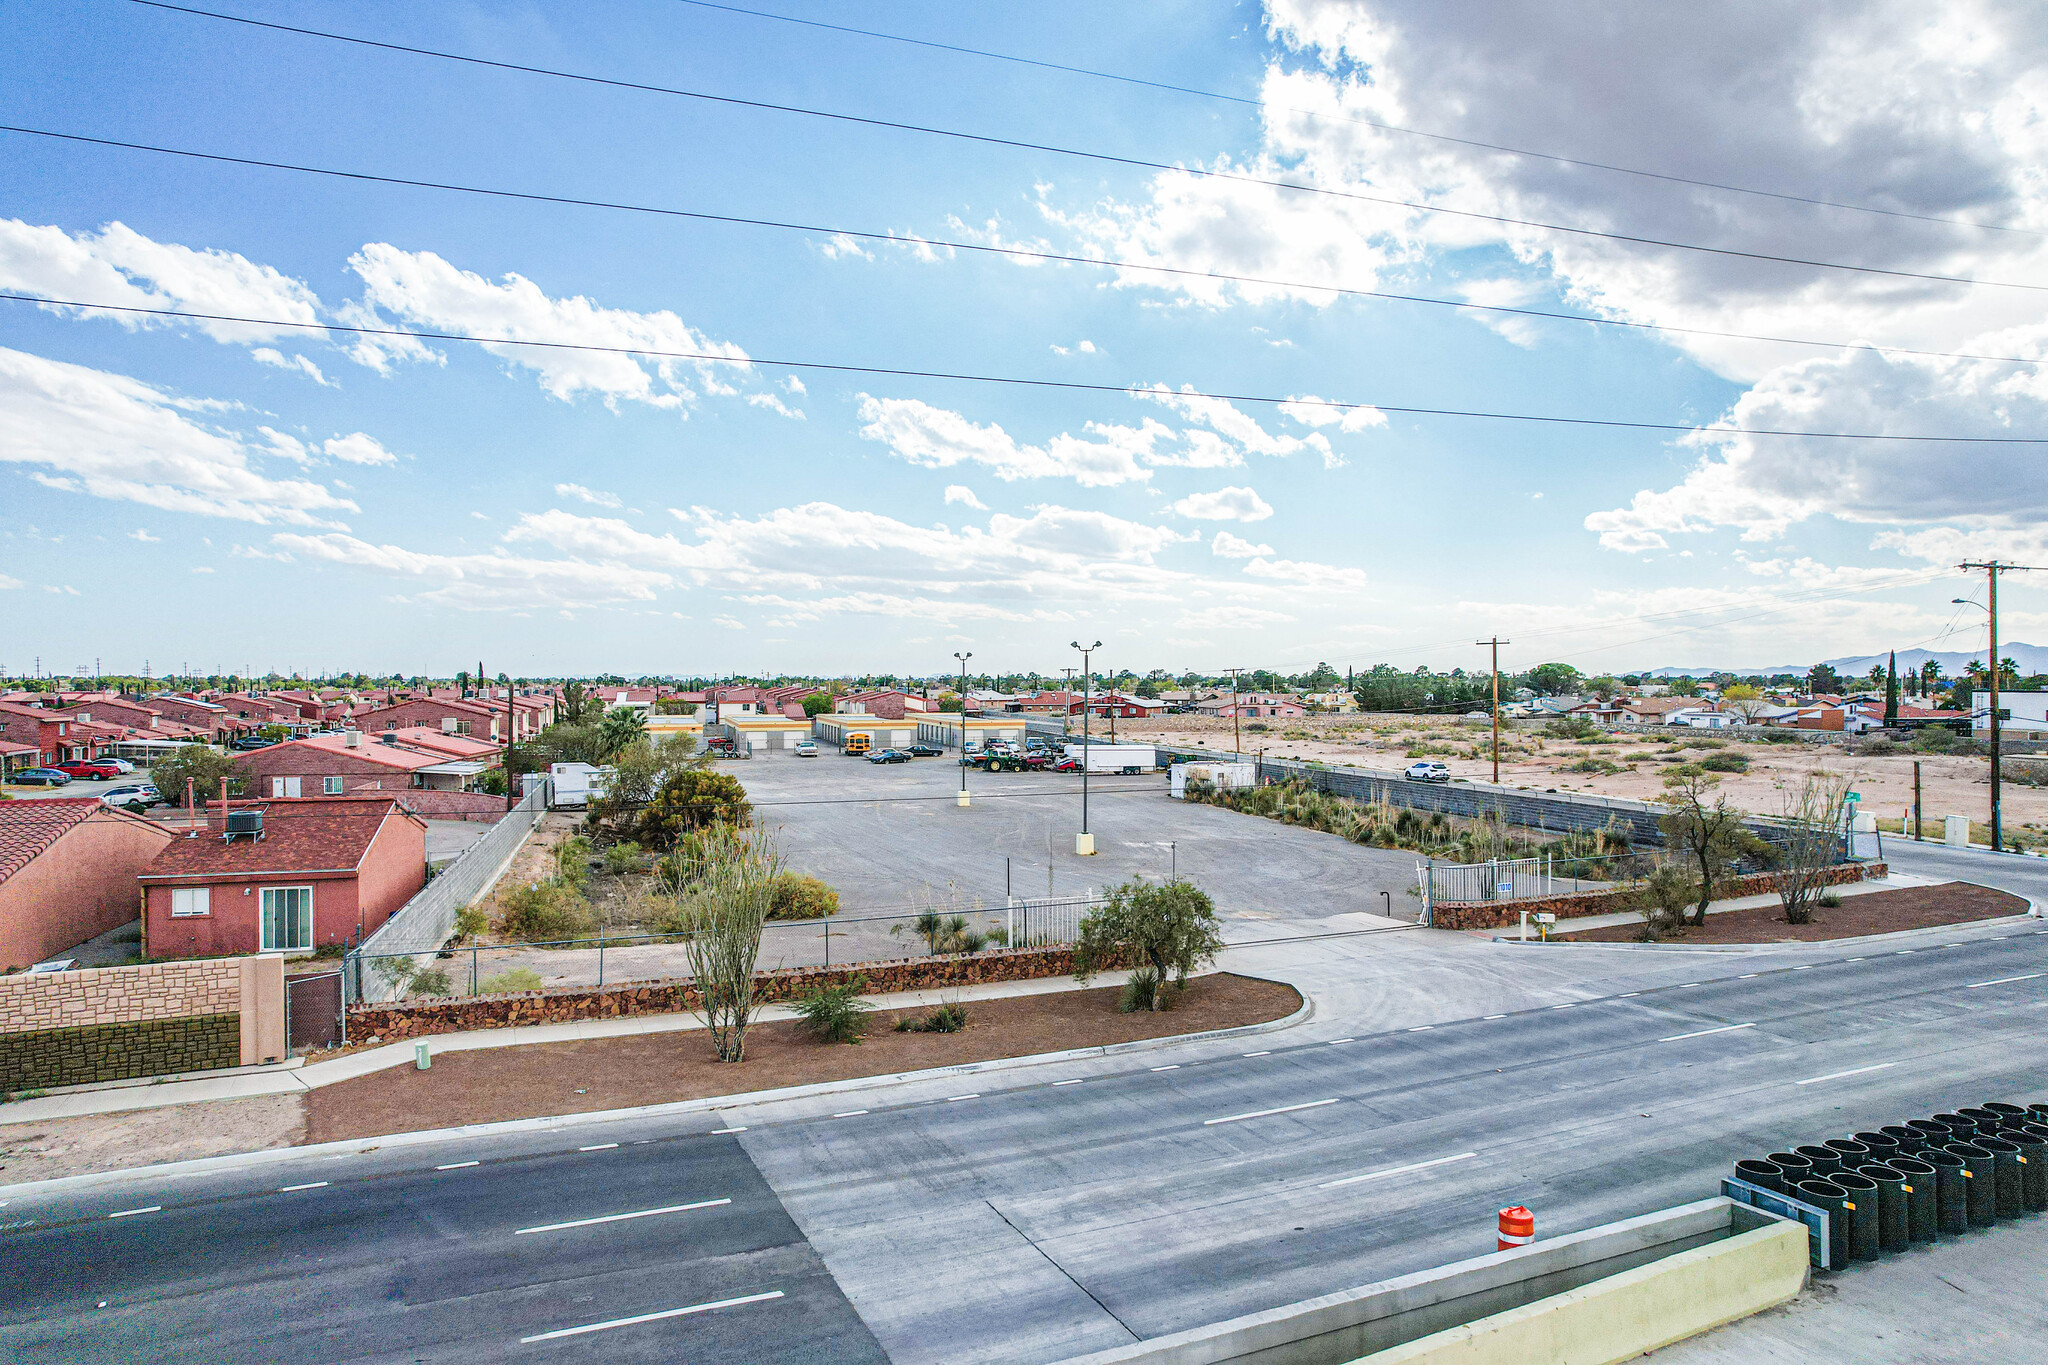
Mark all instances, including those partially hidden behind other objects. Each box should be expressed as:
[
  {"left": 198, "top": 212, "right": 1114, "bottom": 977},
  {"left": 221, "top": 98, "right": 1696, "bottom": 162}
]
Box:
[
  {"left": 226, "top": 809, "right": 264, "bottom": 839},
  {"left": 343, "top": 731, "right": 363, "bottom": 748}
]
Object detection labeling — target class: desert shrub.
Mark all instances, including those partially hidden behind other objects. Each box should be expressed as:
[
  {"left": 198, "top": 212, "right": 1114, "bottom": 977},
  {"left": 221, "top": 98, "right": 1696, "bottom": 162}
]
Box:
[
  {"left": 1636, "top": 865, "right": 1697, "bottom": 941},
  {"left": 1699, "top": 752, "right": 1749, "bottom": 773},
  {"left": 409, "top": 967, "right": 453, "bottom": 997},
  {"left": 553, "top": 835, "right": 592, "bottom": 888},
  {"left": 601, "top": 840, "right": 644, "bottom": 875},
  {"left": 478, "top": 966, "right": 544, "bottom": 994},
  {"left": 1120, "top": 963, "right": 1182, "bottom": 1012},
  {"left": 1543, "top": 715, "right": 1602, "bottom": 741},
  {"left": 497, "top": 878, "right": 596, "bottom": 941},
  {"left": 453, "top": 904, "right": 490, "bottom": 941},
  {"left": 1663, "top": 761, "right": 1708, "bottom": 779},
  {"left": 1909, "top": 728, "right": 1956, "bottom": 753},
  {"left": 767, "top": 873, "right": 839, "bottom": 920},
  {"left": 1858, "top": 737, "right": 1899, "bottom": 756},
  {"left": 1566, "top": 757, "right": 1621, "bottom": 774},
  {"left": 795, "top": 977, "right": 871, "bottom": 1044},
  {"left": 895, "top": 1001, "right": 968, "bottom": 1033},
  {"left": 1687, "top": 738, "right": 1729, "bottom": 750},
  {"left": 1245, "top": 722, "right": 1270, "bottom": 733},
  {"left": 1818, "top": 890, "right": 1843, "bottom": 909},
  {"left": 1762, "top": 731, "right": 1804, "bottom": 744},
  {"left": 632, "top": 769, "right": 753, "bottom": 850},
  {"left": 1624, "top": 751, "right": 1657, "bottom": 761},
  {"left": 376, "top": 957, "right": 452, "bottom": 998}
]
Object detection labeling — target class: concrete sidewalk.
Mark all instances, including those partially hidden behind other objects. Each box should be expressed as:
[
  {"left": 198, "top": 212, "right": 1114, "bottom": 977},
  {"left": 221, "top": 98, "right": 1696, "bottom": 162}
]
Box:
[{"left": 0, "top": 969, "right": 1202, "bottom": 1126}]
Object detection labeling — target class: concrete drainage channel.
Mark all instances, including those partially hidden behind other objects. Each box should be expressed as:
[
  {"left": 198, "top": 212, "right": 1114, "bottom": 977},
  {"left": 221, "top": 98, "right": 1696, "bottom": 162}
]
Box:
[
  {"left": 1725, "top": 1097, "right": 2048, "bottom": 1271},
  {"left": 1055, "top": 1096, "right": 2047, "bottom": 1365}
]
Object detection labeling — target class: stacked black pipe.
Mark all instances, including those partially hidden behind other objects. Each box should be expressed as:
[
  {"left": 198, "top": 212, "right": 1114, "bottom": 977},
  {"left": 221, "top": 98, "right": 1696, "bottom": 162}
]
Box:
[{"left": 1730, "top": 1097, "right": 2047, "bottom": 1271}]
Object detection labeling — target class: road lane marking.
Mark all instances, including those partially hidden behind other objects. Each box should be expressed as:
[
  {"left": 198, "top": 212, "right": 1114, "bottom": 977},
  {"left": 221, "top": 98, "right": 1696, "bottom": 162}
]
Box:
[
  {"left": 1678, "top": 983, "right": 1699, "bottom": 989},
  {"left": 1321, "top": 1152, "right": 1477, "bottom": 1189},
  {"left": 108, "top": 1207, "right": 161, "bottom": 1219},
  {"left": 1326, "top": 1038, "right": 1355, "bottom": 1045},
  {"left": 1796, "top": 1063, "right": 1896, "bottom": 1086},
  {"left": 1737, "top": 975, "right": 1758, "bottom": 980},
  {"left": 833, "top": 1110, "right": 868, "bottom": 1118},
  {"left": 579, "top": 1144, "right": 618, "bottom": 1152},
  {"left": 1242, "top": 1051, "right": 1270, "bottom": 1057},
  {"left": 1659, "top": 1023, "right": 1755, "bottom": 1043},
  {"left": 1206, "top": 1098, "right": 1339, "bottom": 1127},
  {"left": 1407, "top": 1026, "right": 1433, "bottom": 1032},
  {"left": 947, "top": 1094, "right": 979, "bottom": 1101},
  {"left": 278, "top": 1182, "right": 328, "bottom": 1192},
  {"left": 711, "top": 1127, "right": 747, "bottom": 1134},
  {"left": 1551, "top": 1004, "right": 1574, "bottom": 1010},
  {"left": 1896, "top": 950, "right": 1915, "bottom": 955},
  {"left": 436, "top": 1161, "right": 479, "bottom": 1170},
  {"left": 1793, "top": 966, "right": 1814, "bottom": 971},
  {"left": 1151, "top": 1065, "right": 1180, "bottom": 1072},
  {"left": 519, "top": 1290, "right": 784, "bottom": 1343},
  {"left": 1616, "top": 994, "right": 1639, "bottom": 999},
  {"left": 1847, "top": 958, "right": 1865, "bottom": 962},
  {"left": 1053, "top": 1078, "right": 1085, "bottom": 1085},
  {"left": 1966, "top": 973, "right": 2044, "bottom": 989},
  {"left": 514, "top": 1198, "right": 731, "bottom": 1235},
  {"left": 1483, "top": 1014, "right": 1506, "bottom": 1019}
]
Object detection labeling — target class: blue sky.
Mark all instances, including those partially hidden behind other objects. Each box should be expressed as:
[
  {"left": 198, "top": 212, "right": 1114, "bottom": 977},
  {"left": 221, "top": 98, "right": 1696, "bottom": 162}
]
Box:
[{"left": 4, "top": 1, "right": 2046, "bottom": 680}]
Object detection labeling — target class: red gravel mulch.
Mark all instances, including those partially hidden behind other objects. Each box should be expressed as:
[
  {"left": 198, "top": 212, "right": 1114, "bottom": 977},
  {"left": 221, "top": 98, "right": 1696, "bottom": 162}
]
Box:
[
  {"left": 304, "top": 972, "right": 1301, "bottom": 1142},
  {"left": 1561, "top": 881, "right": 2030, "bottom": 944}
]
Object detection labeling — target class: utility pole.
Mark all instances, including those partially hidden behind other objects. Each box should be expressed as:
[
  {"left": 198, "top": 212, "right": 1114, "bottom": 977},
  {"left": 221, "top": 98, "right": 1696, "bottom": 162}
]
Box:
[
  {"left": 1071, "top": 640, "right": 1101, "bottom": 853},
  {"left": 1960, "top": 560, "right": 2043, "bottom": 853},
  {"left": 1225, "top": 667, "right": 1246, "bottom": 758},
  {"left": 1060, "top": 667, "right": 1077, "bottom": 741},
  {"left": 954, "top": 649, "right": 973, "bottom": 804},
  {"left": 1477, "top": 638, "right": 1509, "bottom": 784}
]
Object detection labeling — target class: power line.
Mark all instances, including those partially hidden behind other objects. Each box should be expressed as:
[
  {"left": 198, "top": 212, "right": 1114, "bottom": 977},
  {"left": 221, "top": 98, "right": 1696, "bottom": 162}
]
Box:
[
  {"left": 6, "top": 291, "right": 2044, "bottom": 445},
  {"left": 7, "top": 123, "right": 2040, "bottom": 370},
  {"left": 666, "top": 0, "right": 2044, "bottom": 240},
  {"left": 112, "top": 2, "right": 2048, "bottom": 293}
]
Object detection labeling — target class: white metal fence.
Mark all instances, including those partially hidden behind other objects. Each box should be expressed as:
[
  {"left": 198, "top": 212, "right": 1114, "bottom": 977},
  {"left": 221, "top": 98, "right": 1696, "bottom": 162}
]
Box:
[
  {"left": 344, "top": 782, "right": 549, "bottom": 1003},
  {"left": 1418, "top": 856, "right": 1559, "bottom": 906},
  {"left": 1008, "top": 893, "right": 1104, "bottom": 949}
]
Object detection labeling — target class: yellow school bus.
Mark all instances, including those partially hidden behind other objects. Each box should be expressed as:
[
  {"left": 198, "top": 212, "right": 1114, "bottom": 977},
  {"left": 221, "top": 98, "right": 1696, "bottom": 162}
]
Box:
[{"left": 844, "top": 732, "right": 871, "bottom": 755}]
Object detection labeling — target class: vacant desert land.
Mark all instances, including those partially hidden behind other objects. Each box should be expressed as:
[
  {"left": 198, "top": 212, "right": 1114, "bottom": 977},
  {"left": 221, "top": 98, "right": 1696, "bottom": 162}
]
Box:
[{"left": 1114, "top": 713, "right": 2046, "bottom": 844}]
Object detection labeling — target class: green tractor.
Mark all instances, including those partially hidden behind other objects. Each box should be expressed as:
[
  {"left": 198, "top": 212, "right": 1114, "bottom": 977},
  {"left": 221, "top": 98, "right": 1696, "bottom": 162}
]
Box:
[{"left": 980, "top": 752, "right": 1028, "bottom": 773}]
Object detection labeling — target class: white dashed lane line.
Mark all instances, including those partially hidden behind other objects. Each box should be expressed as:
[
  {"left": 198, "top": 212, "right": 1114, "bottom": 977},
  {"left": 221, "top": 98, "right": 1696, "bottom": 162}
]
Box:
[
  {"left": 1053, "top": 1078, "right": 1085, "bottom": 1086},
  {"left": 832, "top": 1111, "right": 868, "bottom": 1118},
  {"left": 1967, "top": 973, "right": 2044, "bottom": 989},
  {"left": 107, "top": 1207, "right": 160, "bottom": 1219},
  {"left": 1205, "top": 1098, "right": 1339, "bottom": 1127},
  {"left": 278, "top": 1182, "right": 328, "bottom": 1193},
  {"left": 514, "top": 1198, "right": 731, "bottom": 1236},
  {"left": 1321, "top": 1152, "right": 1477, "bottom": 1190},
  {"left": 946, "top": 1094, "right": 979, "bottom": 1102},
  {"left": 1659, "top": 1023, "right": 1755, "bottom": 1043},
  {"left": 436, "top": 1161, "right": 480, "bottom": 1170},
  {"left": 1796, "top": 1063, "right": 1896, "bottom": 1086},
  {"left": 519, "top": 1290, "right": 784, "bottom": 1343},
  {"left": 579, "top": 1144, "right": 618, "bottom": 1152}
]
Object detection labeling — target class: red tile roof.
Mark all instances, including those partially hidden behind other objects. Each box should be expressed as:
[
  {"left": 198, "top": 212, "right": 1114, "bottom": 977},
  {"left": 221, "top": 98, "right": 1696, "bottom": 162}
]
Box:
[
  {"left": 0, "top": 797, "right": 130, "bottom": 884},
  {"left": 140, "top": 797, "right": 423, "bottom": 882}
]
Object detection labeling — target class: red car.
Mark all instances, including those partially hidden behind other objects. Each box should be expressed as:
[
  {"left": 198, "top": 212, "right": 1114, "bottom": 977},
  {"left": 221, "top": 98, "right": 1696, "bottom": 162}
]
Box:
[{"left": 55, "top": 759, "right": 124, "bottom": 780}]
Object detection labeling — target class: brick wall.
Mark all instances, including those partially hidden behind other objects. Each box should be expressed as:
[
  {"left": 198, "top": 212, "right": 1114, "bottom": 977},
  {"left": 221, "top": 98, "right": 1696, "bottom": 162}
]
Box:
[
  {"left": 1, "top": 1016, "right": 240, "bottom": 1090},
  {"left": 0, "top": 958, "right": 241, "bottom": 1033},
  {"left": 1432, "top": 861, "right": 1883, "bottom": 930},
  {"left": 349, "top": 944, "right": 1119, "bottom": 1042}
]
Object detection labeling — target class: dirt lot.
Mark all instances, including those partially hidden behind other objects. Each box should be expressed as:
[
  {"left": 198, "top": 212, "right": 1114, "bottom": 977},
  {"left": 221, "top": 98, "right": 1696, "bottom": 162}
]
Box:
[
  {"left": 1560, "top": 882, "right": 2031, "bottom": 944},
  {"left": 305, "top": 973, "right": 1301, "bottom": 1142},
  {"left": 1121, "top": 714, "right": 2044, "bottom": 845},
  {"left": 0, "top": 1094, "right": 304, "bottom": 1185}
]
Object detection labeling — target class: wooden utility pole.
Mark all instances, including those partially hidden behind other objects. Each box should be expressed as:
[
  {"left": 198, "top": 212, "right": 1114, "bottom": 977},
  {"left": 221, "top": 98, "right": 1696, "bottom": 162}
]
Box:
[
  {"left": 1960, "top": 560, "right": 2043, "bottom": 853},
  {"left": 1226, "top": 667, "right": 1247, "bottom": 758},
  {"left": 1912, "top": 760, "right": 1922, "bottom": 841},
  {"left": 1477, "top": 637, "right": 1509, "bottom": 783}
]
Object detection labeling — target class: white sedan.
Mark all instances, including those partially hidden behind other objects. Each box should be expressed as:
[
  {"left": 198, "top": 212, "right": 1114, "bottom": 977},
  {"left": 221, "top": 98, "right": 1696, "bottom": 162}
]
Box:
[{"left": 1404, "top": 761, "right": 1452, "bottom": 783}]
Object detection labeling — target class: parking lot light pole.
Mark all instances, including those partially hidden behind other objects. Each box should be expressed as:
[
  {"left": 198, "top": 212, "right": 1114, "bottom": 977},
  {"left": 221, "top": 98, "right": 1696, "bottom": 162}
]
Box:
[
  {"left": 1072, "top": 640, "right": 1100, "bottom": 854},
  {"left": 954, "top": 650, "right": 973, "bottom": 806}
]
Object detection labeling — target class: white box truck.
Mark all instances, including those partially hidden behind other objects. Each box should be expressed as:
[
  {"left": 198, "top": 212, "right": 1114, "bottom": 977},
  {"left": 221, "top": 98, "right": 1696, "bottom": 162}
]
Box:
[
  {"left": 1170, "top": 761, "right": 1255, "bottom": 798},
  {"left": 1066, "top": 743, "right": 1157, "bottom": 775},
  {"left": 549, "top": 761, "right": 613, "bottom": 809}
]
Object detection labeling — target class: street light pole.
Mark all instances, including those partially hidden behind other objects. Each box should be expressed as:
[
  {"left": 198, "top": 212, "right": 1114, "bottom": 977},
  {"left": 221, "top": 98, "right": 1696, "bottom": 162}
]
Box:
[
  {"left": 1071, "top": 640, "right": 1100, "bottom": 854},
  {"left": 1958, "top": 561, "right": 2044, "bottom": 853},
  {"left": 1225, "top": 666, "right": 1246, "bottom": 758},
  {"left": 1477, "top": 637, "right": 1509, "bottom": 784},
  {"left": 953, "top": 649, "right": 973, "bottom": 805}
]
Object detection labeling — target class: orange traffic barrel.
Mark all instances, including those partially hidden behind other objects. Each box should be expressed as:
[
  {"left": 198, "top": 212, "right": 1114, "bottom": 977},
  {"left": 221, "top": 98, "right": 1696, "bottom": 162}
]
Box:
[{"left": 1497, "top": 1206, "right": 1534, "bottom": 1251}]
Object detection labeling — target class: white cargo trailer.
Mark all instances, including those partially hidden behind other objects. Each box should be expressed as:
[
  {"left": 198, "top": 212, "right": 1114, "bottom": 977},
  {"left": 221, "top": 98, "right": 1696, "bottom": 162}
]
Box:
[
  {"left": 1170, "top": 761, "right": 1256, "bottom": 798},
  {"left": 548, "top": 761, "right": 613, "bottom": 808},
  {"left": 1066, "top": 743, "right": 1157, "bottom": 775}
]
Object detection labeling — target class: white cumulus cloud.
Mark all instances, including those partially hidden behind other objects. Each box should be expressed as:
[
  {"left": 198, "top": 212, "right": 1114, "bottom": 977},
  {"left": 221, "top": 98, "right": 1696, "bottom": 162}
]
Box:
[{"left": 1170, "top": 486, "right": 1275, "bottom": 522}]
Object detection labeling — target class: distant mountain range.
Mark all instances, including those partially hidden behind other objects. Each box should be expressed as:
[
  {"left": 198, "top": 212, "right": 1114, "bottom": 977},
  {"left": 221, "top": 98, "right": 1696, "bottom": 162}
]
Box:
[{"left": 1641, "top": 643, "right": 2048, "bottom": 679}]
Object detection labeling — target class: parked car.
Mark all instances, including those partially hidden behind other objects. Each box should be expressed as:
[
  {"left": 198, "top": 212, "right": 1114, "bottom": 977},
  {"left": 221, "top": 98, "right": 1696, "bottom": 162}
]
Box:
[
  {"left": 101, "top": 782, "right": 161, "bottom": 810},
  {"left": 1052, "top": 754, "right": 1081, "bottom": 773},
  {"left": 1405, "top": 760, "right": 1452, "bottom": 783},
  {"left": 9, "top": 768, "right": 72, "bottom": 786},
  {"left": 867, "top": 748, "right": 912, "bottom": 764},
  {"left": 55, "top": 759, "right": 126, "bottom": 780},
  {"left": 905, "top": 743, "right": 944, "bottom": 758},
  {"left": 793, "top": 739, "right": 818, "bottom": 757},
  {"left": 92, "top": 756, "right": 136, "bottom": 773},
  {"left": 228, "top": 735, "right": 276, "bottom": 751}
]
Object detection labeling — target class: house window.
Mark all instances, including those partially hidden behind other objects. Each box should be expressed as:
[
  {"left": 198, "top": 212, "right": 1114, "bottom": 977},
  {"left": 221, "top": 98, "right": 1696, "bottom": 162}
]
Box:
[
  {"left": 271, "top": 776, "right": 302, "bottom": 797},
  {"left": 170, "top": 887, "right": 211, "bottom": 918},
  {"left": 323, "top": 775, "right": 344, "bottom": 795},
  {"left": 260, "top": 886, "right": 313, "bottom": 952}
]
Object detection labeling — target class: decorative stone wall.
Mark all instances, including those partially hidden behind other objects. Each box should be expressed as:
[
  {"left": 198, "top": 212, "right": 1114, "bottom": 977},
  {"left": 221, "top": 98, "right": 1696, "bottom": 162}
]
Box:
[
  {"left": 349, "top": 944, "right": 1121, "bottom": 1042},
  {"left": 1431, "top": 862, "right": 1883, "bottom": 931},
  {"left": 0, "top": 959, "right": 241, "bottom": 1034},
  {"left": 1, "top": 1015, "right": 240, "bottom": 1091}
]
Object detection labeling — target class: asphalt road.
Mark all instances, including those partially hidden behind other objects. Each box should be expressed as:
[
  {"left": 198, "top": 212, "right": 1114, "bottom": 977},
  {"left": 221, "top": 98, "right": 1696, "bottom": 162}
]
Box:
[
  {"left": 736, "top": 751, "right": 1423, "bottom": 918},
  {"left": 5, "top": 914, "right": 2043, "bottom": 1363}
]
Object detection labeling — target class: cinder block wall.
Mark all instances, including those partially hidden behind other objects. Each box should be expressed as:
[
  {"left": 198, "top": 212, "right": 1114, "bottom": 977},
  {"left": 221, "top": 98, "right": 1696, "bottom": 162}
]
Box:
[{"left": 0, "top": 957, "right": 283, "bottom": 1091}]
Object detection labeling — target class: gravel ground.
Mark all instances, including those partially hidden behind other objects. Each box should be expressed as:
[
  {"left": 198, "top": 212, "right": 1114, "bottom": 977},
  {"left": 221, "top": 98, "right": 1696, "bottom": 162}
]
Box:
[
  {"left": 1561, "top": 881, "right": 2030, "bottom": 942},
  {"left": 304, "top": 973, "right": 1301, "bottom": 1142},
  {"left": 0, "top": 1094, "right": 304, "bottom": 1185}
]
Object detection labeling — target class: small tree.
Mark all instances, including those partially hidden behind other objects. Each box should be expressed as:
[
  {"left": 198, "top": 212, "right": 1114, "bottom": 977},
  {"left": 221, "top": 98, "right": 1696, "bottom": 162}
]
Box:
[
  {"left": 1658, "top": 771, "right": 1769, "bottom": 926},
  {"left": 1636, "top": 865, "right": 1697, "bottom": 941},
  {"left": 1072, "top": 878, "right": 1226, "bottom": 1011},
  {"left": 677, "top": 827, "right": 778, "bottom": 1062},
  {"left": 801, "top": 690, "right": 835, "bottom": 717},
  {"left": 1721, "top": 683, "right": 1770, "bottom": 724},
  {"left": 596, "top": 706, "right": 649, "bottom": 761},
  {"left": 633, "top": 769, "right": 752, "bottom": 851},
  {"left": 1773, "top": 773, "right": 1850, "bottom": 925},
  {"left": 154, "top": 743, "right": 245, "bottom": 806}
]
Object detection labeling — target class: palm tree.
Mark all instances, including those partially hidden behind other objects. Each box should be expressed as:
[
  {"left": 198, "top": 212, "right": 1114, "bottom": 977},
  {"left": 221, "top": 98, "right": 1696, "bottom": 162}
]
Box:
[{"left": 596, "top": 706, "right": 647, "bottom": 761}]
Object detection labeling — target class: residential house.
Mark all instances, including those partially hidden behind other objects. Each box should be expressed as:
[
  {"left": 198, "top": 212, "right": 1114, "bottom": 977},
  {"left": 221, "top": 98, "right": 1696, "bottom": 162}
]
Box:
[
  {"left": 0, "top": 798, "right": 174, "bottom": 970},
  {"left": 139, "top": 797, "right": 427, "bottom": 957},
  {"left": 835, "top": 689, "right": 931, "bottom": 719},
  {"left": 1565, "top": 699, "right": 1629, "bottom": 727},
  {"left": 1010, "top": 690, "right": 1080, "bottom": 715},
  {"left": 1066, "top": 690, "right": 1168, "bottom": 719},
  {"left": 1619, "top": 697, "right": 1699, "bottom": 727},
  {"left": 356, "top": 696, "right": 512, "bottom": 742},
  {"left": 146, "top": 693, "right": 255, "bottom": 745},
  {"left": 236, "top": 728, "right": 502, "bottom": 797},
  {"left": 1300, "top": 691, "right": 1359, "bottom": 713},
  {"left": 1197, "top": 693, "right": 1307, "bottom": 719},
  {"left": 0, "top": 700, "right": 97, "bottom": 766}
]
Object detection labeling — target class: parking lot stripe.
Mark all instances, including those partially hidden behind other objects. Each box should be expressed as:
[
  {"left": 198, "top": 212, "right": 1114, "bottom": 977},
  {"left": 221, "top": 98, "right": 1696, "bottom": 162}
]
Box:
[
  {"left": 515, "top": 1198, "right": 730, "bottom": 1235},
  {"left": 1326, "top": 1038, "right": 1355, "bottom": 1045},
  {"left": 1321, "top": 1152, "right": 1477, "bottom": 1189},
  {"left": 1205, "top": 1098, "right": 1338, "bottom": 1127},
  {"left": 520, "top": 1290, "right": 784, "bottom": 1343},
  {"left": 1482, "top": 1014, "right": 1507, "bottom": 1019}
]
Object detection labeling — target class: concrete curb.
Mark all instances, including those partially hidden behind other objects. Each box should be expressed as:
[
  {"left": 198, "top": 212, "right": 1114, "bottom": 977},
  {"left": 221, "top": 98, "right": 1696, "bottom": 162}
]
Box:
[
  {"left": 0, "top": 982, "right": 1312, "bottom": 1200},
  {"left": 1499, "top": 910, "right": 2044, "bottom": 952}
]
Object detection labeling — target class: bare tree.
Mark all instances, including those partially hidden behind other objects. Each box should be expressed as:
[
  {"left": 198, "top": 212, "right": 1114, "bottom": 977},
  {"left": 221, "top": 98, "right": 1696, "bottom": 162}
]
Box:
[
  {"left": 1659, "top": 771, "right": 1768, "bottom": 926},
  {"left": 678, "top": 826, "right": 779, "bottom": 1061},
  {"left": 1772, "top": 773, "right": 1851, "bottom": 925}
]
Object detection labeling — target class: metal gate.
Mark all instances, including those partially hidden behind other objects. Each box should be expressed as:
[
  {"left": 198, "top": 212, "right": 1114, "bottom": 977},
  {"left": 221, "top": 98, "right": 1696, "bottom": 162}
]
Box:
[{"left": 286, "top": 970, "right": 342, "bottom": 1050}]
